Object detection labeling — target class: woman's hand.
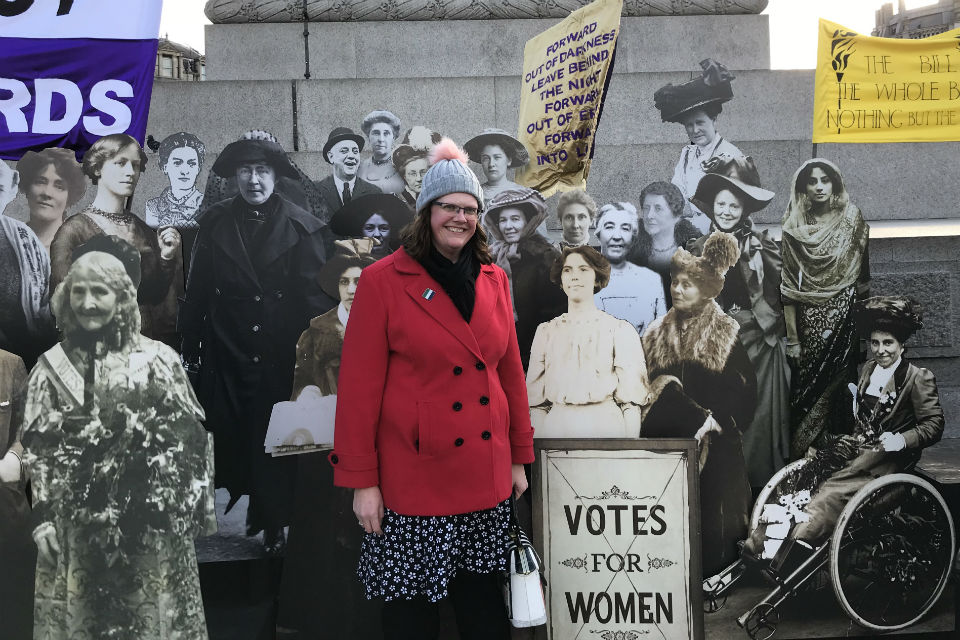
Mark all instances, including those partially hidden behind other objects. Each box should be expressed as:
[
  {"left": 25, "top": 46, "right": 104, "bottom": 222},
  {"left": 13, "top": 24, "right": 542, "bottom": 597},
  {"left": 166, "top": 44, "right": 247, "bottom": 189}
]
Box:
[
  {"left": 354, "top": 486, "right": 384, "bottom": 535},
  {"left": 878, "top": 432, "right": 906, "bottom": 452},
  {"left": 511, "top": 463, "right": 528, "bottom": 499},
  {"left": 33, "top": 523, "right": 60, "bottom": 564},
  {"left": 694, "top": 414, "right": 722, "bottom": 442},
  {"left": 158, "top": 227, "right": 182, "bottom": 261}
]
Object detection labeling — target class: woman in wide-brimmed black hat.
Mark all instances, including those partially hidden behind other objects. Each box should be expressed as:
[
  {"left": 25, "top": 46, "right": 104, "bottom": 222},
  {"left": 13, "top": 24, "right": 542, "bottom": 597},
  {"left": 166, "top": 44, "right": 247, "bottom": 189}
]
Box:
[
  {"left": 742, "top": 296, "right": 944, "bottom": 579},
  {"left": 688, "top": 155, "right": 787, "bottom": 489},
  {"left": 329, "top": 193, "right": 413, "bottom": 259},
  {"left": 654, "top": 59, "right": 744, "bottom": 233}
]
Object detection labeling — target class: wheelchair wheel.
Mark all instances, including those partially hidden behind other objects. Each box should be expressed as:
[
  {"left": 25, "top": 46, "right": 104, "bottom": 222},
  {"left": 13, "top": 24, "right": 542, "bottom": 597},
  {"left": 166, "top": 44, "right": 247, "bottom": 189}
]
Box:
[
  {"left": 749, "top": 459, "right": 808, "bottom": 533},
  {"left": 829, "top": 473, "right": 955, "bottom": 631}
]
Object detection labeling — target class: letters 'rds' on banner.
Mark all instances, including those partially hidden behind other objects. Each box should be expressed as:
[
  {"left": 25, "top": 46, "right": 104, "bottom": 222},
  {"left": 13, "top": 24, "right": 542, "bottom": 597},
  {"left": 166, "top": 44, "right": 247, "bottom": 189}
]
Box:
[
  {"left": 515, "top": 0, "right": 621, "bottom": 197},
  {"left": 813, "top": 18, "right": 960, "bottom": 143},
  {"left": 0, "top": 0, "right": 163, "bottom": 160}
]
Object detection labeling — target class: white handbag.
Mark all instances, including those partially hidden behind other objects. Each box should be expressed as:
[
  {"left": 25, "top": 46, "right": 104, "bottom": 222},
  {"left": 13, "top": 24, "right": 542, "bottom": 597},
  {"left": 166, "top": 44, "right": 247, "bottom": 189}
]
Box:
[{"left": 503, "top": 499, "right": 547, "bottom": 628}]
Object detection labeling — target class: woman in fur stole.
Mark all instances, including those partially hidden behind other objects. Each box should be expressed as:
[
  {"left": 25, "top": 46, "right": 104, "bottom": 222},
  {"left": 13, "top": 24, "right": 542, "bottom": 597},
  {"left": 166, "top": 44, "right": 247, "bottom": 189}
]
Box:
[{"left": 642, "top": 231, "right": 757, "bottom": 576}]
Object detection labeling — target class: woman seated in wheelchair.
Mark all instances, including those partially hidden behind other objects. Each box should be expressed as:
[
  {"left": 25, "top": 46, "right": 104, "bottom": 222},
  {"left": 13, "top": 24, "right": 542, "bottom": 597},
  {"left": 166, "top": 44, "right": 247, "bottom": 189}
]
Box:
[{"left": 742, "top": 296, "right": 944, "bottom": 577}]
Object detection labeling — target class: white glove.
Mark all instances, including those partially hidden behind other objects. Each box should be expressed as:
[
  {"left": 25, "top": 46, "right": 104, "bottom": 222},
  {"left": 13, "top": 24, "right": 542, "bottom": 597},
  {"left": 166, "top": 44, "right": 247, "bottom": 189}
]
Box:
[
  {"left": 878, "top": 431, "right": 907, "bottom": 452},
  {"left": 33, "top": 523, "right": 60, "bottom": 564}
]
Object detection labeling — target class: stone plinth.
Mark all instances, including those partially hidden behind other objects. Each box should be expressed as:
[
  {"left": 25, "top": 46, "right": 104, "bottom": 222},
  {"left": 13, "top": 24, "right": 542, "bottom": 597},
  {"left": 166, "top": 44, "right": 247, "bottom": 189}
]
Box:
[
  {"left": 204, "top": 0, "right": 769, "bottom": 23},
  {"left": 204, "top": 15, "right": 772, "bottom": 81}
]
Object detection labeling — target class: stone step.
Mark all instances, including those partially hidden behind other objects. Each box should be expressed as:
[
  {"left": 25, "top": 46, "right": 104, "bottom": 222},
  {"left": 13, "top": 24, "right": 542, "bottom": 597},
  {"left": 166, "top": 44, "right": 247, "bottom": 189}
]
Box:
[{"left": 204, "top": 15, "right": 771, "bottom": 82}]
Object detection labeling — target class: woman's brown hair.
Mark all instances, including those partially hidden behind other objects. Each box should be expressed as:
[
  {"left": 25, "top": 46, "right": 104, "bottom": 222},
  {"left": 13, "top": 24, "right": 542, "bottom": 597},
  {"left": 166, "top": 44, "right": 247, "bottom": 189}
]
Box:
[{"left": 400, "top": 202, "right": 493, "bottom": 264}]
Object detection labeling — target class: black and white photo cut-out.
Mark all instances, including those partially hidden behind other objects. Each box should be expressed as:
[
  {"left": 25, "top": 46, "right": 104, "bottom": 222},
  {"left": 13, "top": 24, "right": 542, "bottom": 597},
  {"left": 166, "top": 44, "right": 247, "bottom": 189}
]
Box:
[
  {"left": 527, "top": 245, "right": 650, "bottom": 438},
  {"left": 356, "top": 110, "right": 404, "bottom": 195},
  {"left": 20, "top": 240, "right": 215, "bottom": 639},
  {"left": 16, "top": 147, "right": 86, "bottom": 252},
  {"left": 0, "top": 159, "right": 56, "bottom": 368},
  {"left": 464, "top": 128, "right": 530, "bottom": 202},
  {"left": 145, "top": 132, "right": 206, "bottom": 230},
  {"left": 641, "top": 231, "right": 756, "bottom": 578},
  {"left": 50, "top": 134, "right": 181, "bottom": 348},
  {"left": 483, "top": 186, "right": 565, "bottom": 369},
  {"left": 654, "top": 59, "right": 743, "bottom": 234},
  {"left": 181, "top": 134, "right": 335, "bottom": 554},
  {"left": 593, "top": 201, "right": 665, "bottom": 335},
  {"left": 688, "top": 155, "right": 789, "bottom": 489}
]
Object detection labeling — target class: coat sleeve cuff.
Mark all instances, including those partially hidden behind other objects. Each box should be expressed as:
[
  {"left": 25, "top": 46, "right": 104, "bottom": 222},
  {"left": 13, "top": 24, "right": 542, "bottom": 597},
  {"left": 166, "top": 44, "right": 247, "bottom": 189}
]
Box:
[
  {"left": 329, "top": 450, "right": 380, "bottom": 488},
  {"left": 902, "top": 429, "right": 920, "bottom": 449},
  {"left": 511, "top": 442, "right": 535, "bottom": 465}
]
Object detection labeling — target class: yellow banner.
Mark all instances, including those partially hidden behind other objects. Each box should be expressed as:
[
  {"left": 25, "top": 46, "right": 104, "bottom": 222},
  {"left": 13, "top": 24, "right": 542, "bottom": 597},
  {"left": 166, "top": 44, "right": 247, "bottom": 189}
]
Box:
[
  {"left": 515, "top": 0, "right": 622, "bottom": 197},
  {"left": 813, "top": 18, "right": 960, "bottom": 143}
]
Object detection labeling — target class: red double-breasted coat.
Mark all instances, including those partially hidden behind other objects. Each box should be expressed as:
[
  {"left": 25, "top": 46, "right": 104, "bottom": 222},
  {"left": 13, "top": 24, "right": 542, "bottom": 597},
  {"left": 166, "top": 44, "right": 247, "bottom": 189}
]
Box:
[{"left": 329, "top": 248, "right": 535, "bottom": 516}]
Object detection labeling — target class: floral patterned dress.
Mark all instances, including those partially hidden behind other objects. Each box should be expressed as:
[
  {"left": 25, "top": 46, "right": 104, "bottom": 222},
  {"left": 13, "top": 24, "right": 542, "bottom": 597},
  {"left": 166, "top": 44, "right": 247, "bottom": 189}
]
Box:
[{"left": 21, "top": 338, "right": 216, "bottom": 640}]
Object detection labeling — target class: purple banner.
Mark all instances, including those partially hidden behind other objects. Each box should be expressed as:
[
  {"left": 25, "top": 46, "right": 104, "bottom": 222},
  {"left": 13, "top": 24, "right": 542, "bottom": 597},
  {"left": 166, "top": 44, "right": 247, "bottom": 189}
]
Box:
[{"left": 0, "top": 37, "right": 158, "bottom": 160}]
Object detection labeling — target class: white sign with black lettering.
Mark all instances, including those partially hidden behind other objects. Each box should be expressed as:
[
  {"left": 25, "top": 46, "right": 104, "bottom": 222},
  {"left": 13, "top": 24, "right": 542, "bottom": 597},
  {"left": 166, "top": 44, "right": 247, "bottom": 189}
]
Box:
[{"left": 536, "top": 442, "right": 702, "bottom": 640}]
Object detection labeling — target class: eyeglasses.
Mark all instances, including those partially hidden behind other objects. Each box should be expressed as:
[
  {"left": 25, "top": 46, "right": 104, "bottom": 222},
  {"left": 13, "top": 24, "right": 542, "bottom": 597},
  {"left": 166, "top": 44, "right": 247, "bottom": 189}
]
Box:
[{"left": 434, "top": 201, "right": 480, "bottom": 219}]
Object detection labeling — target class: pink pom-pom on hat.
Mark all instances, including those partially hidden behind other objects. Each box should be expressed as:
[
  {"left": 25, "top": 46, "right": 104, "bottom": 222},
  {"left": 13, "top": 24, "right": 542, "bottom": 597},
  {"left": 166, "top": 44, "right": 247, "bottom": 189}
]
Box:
[
  {"left": 416, "top": 137, "right": 485, "bottom": 215},
  {"left": 429, "top": 137, "right": 469, "bottom": 165}
]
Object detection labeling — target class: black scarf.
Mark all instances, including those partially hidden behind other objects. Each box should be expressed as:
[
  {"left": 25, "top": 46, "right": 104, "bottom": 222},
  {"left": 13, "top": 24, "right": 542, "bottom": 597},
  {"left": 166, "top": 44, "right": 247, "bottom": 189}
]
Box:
[{"left": 422, "top": 247, "right": 480, "bottom": 322}]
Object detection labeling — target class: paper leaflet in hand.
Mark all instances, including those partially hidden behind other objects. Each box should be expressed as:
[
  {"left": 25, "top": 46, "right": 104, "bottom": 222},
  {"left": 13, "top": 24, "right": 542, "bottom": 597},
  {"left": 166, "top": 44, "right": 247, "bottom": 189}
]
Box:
[{"left": 264, "top": 386, "right": 337, "bottom": 456}]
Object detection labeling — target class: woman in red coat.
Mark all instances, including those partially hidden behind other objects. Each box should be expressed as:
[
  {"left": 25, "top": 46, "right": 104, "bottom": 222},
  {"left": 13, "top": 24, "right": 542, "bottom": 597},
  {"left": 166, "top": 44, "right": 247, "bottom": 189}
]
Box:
[{"left": 329, "top": 138, "right": 534, "bottom": 639}]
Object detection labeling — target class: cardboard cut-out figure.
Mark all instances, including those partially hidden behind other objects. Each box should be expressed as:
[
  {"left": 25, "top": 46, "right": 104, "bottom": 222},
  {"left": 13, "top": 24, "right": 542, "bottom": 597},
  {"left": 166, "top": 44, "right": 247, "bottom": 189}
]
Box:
[
  {"left": 781, "top": 158, "right": 870, "bottom": 458},
  {"left": 688, "top": 155, "right": 789, "bottom": 487},
  {"left": 654, "top": 59, "right": 743, "bottom": 234},
  {"left": 641, "top": 231, "right": 757, "bottom": 577},
  {"left": 0, "top": 348, "right": 34, "bottom": 640},
  {"left": 21, "top": 240, "right": 215, "bottom": 639},
  {"left": 145, "top": 132, "right": 206, "bottom": 230},
  {"left": 464, "top": 128, "right": 530, "bottom": 202},
  {"left": 316, "top": 127, "right": 382, "bottom": 216},
  {"left": 17, "top": 147, "right": 86, "bottom": 252},
  {"left": 483, "top": 187, "right": 565, "bottom": 370},
  {"left": 593, "top": 201, "right": 666, "bottom": 335},
  {"left": 628, "top": 180, "right": 702, "bottom": 307},
  {"left": 0, "top": 160, "right": 56, "bottom": 368},
  {"left": 179, "top": 136, "right": 335, "bottom": 554},
  {"left": 527, "top": 246, "right": 650, "bottom": 438},
  {"left": 392, "top": 125, "right": 441, "bottom": 210},
  {"left": 356, "top": 110, "right": 405, "bottom": 195},
  {"left": 740, "top": 297, "right": 943, "bottom": 596},
  {"left": 556, "top": 188, "right": 598, "bottom": 250},
  {"left": 50, "top": 134, "right": 181, "bottom": 347},
  {"left": 276, "top": 238, "right": 381, "bottom": 640},
  {"left": 328, "top": 193, "right": 413, "bottom": 260}
]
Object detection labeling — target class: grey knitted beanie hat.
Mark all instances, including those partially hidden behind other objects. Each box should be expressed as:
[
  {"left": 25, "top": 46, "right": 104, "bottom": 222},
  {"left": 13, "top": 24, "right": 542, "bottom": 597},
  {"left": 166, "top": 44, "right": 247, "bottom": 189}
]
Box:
[{"left": 415, "top": 138, "right": 484, "bottom": 216}]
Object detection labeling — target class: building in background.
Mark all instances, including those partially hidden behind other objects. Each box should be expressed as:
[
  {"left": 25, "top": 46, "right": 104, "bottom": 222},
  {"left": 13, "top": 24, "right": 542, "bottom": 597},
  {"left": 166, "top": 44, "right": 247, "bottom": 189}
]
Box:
[
  {"left": 874, "top": 0, "right": 960, "bottom": 37},
  {"left": 155, "top": 36, "right": 205, "bottom": 81}
]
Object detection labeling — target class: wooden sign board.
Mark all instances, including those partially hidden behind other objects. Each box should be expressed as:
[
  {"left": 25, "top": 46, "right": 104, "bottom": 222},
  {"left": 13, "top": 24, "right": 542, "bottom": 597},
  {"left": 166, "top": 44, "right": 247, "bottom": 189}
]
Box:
[{"left": 533, "top": 439, "right": 703, "bottom": 640}]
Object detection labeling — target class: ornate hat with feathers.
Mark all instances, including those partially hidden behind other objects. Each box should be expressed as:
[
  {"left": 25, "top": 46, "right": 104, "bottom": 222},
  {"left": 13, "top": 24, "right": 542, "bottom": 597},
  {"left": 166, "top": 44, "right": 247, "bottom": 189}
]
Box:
[
  {"left": 857, "top": 296, "right": 923, "bottom": 342},
  {"left": 670, "top": 231, "right": 739, "bottom": 299}
]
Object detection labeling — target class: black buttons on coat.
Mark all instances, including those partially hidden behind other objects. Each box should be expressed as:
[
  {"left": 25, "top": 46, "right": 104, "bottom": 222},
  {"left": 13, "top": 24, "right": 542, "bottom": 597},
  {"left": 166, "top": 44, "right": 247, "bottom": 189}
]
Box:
[
  {"left": 475, "top": 361, "right": 486, "bottom": 371},
  {"left": 452, "top": 402, "right": 463, "bottom": 411},
  {"left": 454, "top": 438, "right": 464, "bottom": 447},
  {"left": 254, "top": 295, "right": 262, "bottom": 302},
  {"left": 479, "top": 396, "right": 489, "bottom": 406},
  {"left": 252, "top": 356, "right": 261, "bottom": 364},
  {"left": 330, "top": 454, "right": 339, "bottom": 464},
  {"left": 252, "top": 324, "right": 261, "bottom": 332},
  {"left": 481, "top": 431, "right": 491, "bottom": 440},
  {"left": 453, "top": 366, "right": 463, "bottom": 375}
]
